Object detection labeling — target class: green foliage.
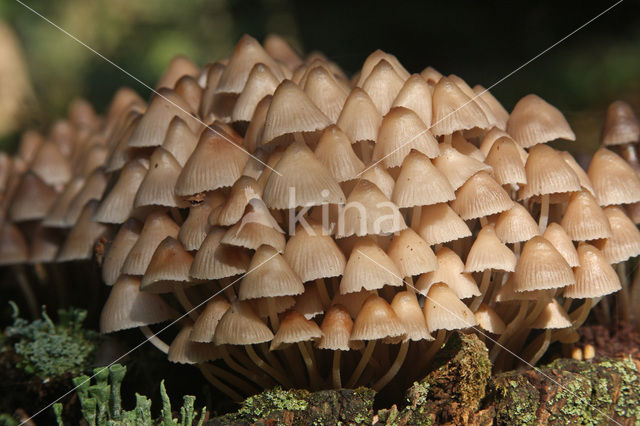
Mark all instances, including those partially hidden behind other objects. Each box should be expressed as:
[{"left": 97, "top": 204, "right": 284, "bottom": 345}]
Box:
[
  {"left": 3, "top": 302, "right": 101, "bottom": 379},
  {"left": 54, "top": 364, "right": 207, "bottom": 426}
]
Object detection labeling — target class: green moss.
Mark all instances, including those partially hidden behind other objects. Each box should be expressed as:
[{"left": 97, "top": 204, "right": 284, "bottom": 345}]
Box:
[
  {"left": 236, "top": 387, "right": 309, "bottom": 420},
  {"left": 491, "top": 374, "right": 539, "bottom": 426}
]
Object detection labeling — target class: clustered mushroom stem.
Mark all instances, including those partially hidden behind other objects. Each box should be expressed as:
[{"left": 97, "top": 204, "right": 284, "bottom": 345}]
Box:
[
  {"left": 218, "top": 277, "right": 237, "bottom": 300},
  {"left": 359, "top": 141, "right": 372, "bottom": 164},
  {"left": 174, "top": 286, "right": 199, "bottom": 321},
  {"left": 538, "top": 194, "right": 550, "bottom": 233},
  {"left": 139, "top": 325, "right": 170, "bottom": 353},
  {"left": 266, "top": 298, "right": 280, "bottom": 331},
  {"left": 331, "top": 351, "right": 342, "bottom": 389},
  {"left": 12, "top": 265, "right": 39, "bottom": 319},
  {"left": 244, "top": 345, "right": 293, "bottom": 388},
  {"left": 553, "top": 298, "right": 596, "bottom": 343},
  {"left": 470, "top": 269, "right": 491, "bottom": 312},
  {"left": 443, "top": 134, "right": 452, "bottom": 145},
  {"left": 346, "top": 340, "right": 376, "bottom": 388},
  {"left": 315, "top": 278, "right": 332, "bottom": 309},
  {"left": 479, "top": 216, "right": 488, "bottom": 227},
  {"left": 198, "top": 364, "right": 244, "bottom": 402},
  {"left": 169, "top": 207, "right": 184, "bottom": 225},
  {"left": 410, "top": 206, "right": 422, "bottom": 229},
  {"left": 220, "top": 346, "right": 273, "bottom": 389},
  {"left": 490, "top": 300, "right": 529, "bottom": 362},
  {"left": 202, "top": 362, "right": 258, "bottom": 396},
  {"left": 615, "top": 263, "right": 632, "bottom": 323},
  {"left": 416, "top": 329, "right": 446, "bottom": 374},
  {"left": 297, "top": 341, "right": 323, "bottom": 389},
  {"left": 259, "top": 343, "right": 286, "bottom": 375},
  {"left": 632, "top": 270, "right": 640, "bottom": 328},
  {"left": 373, "top": 340, "right": 410, "bottom": 391},
  {"left": 523, "top": 329, "right": 552, "bottom": 366},
  {"left": 283, "top": 346, "right": 307, "bottom": 388}
]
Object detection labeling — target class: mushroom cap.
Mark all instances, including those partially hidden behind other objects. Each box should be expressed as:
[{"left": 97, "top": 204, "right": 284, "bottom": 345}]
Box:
[
  {"left": 390, "top": 291, "right": 433, "bottom": 341},
  {"left": 494, "top": 203, "right": 540, "bottom": 244},
  {"left": 416, "top": 202, "right": 471, "bottom": 245},
  {"left": 102, "top": 218, "right": 142, "bottom": 286},
  {"left": 596, "top": 206, "right": 640, "bottom": 264},
  {"left": 531, "top": 299, "right": 572, "bottom": 329},
  {"left": 506, "top": 94, "right": 575, "bottom": 148},
  {"left": 314, "top": 125, "right": 364, "bottom": 182},
  {"left": 232, "top": 63, "right": 281, "bottom": 123},
  {"left": 294, "top": 282, "right": 325, "bottom": 320},
  {"left": 0, "top": 223, "right": 29, "bottom": 265},
  {"left": 431, "top": 77, "right": 491, "bottom": 136},
  {"left": 340, "top": 238, "right": 403, "bottom": 294},
  {"left": 465, "top": 224, "right": 517, "bottom": 273},
  {"left": 168, "top": 324, "right": 220, "bottom": 364},
  {"left": 63, "top": 168, "right": 109, "bottom": 227},
  {"left": 161, "top": 117, "right": 199, "bottom": 167},
  {"left": 484, "top": 137, "right": 527, "bottom": 186},
  {"left": 416, "top": 247, "right": 481, "bottom": 299},
  {"left": 601, "top": 100, "right": 639, "bottom": 146},
  {"left": 564, "top": 243, "right": 621, "bottom": 299},
  {"left": 450, "top": 171, "right": 513, "bottom": 220},
  {"left": 474, "top": 304, "right": 506, "bottom": 334},
  {"left": 336, "top": 88, "right": 382, "bottom": 143},
  {"left": 391, "top": 150, "right": 455, "bottom": 208},
  {"left": 473, "top": 85, "right": 509, "bottom": 130},
  {"left": 560, "top": 191, "right": 611, "bottom": 241},
  {"left": 93, "top": 159, "right": 148, "bottom": 224},
  {"left": 303, "top": 66, "right": 348, "bottom": 123},
  {"left": 156, "top": 55, "right": 199, "bottom": 90},
  {"left": 9, "top": 172, "right": 58, "bottom": 222},
  {"left": 357, "top": 49, "right": 410, "bottom": 87},
  {"left": 513, "top": 236, "right": 575, "bottom": 292},
  {"left": 359, "top": 165, "right": 395, "bottom": 199},
  {"left": 559, "top": 151, "right": 595, "bottom": 197},
  {"left": 57, "top": 200, "right": 109, "bottom": 262},
  {"left": 387, "top": 228, "right": 438, "bottom": 277},
  {"left": 140, "top": 237, "right": 195, "bottom": 293},
  {"left": 190, "top": 296, "right": 231, "bottom": 343},
  {"left": 264, "top": 34, "right": 304, "bottom": 70},
  {"left": 221, "top": 198, "right": 286, "bottom": 253},
  {"left": 30, "top": 141, "right": 72, "bottom": 187},
  {"left": 392, "top": 74, "right": 433, "bottom": 127},
  {"left": 239, "top": 245, "right": 304, "bottom": 300},
  {"left": 587, "top": 147, "right": 640, "bottom": 206},
  {"left": 542, "top": 223, "right": 580, "bottom": 268},
  {"left": 135, "top": 148, "right": 186, "bottom": 208},
  {"left": 361, "top": 59, "right": 405, "bottom": 115},
  {"left": 331, "top": 289, "right": 376, "bottom": 319},
  {"left": 100, "top": 275, "right": 176, "bottom": 333},
  {"left": 190, "top": 227, "right": 250, "bottom": 280},
  {"left": 350, "top": 294, "right": 406, "bottom": 342},
  {"left": 210, "top": 176, "right": 262, "bottom": 226},
  {"left": 423, "top": 283, "right": 477, "bottom": 332},
  {"left": 214, "top": 300, "right": 274, "bottom": 345},
  {"left": 179, "top": 191, "right": 225, "bottom": 251},
  {"left": 270, "top": 310, "right": 323, "bottom": 350},
  {"left": 519, "top": 144, "right": 580, "bottom": 200},
  {"left": 420, "top": 66, "right": 442, "bottom": 85},
  {"left": 316, "top": 305, "right": 361, "bottom": 350},
  {"left": 29, "top": 226, "right": 62, "bottom": 264}
]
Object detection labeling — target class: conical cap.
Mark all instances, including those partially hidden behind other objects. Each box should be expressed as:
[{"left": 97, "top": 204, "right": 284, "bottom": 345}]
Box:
[
  {"left": 93, "top": 159, "right": 148, "bottom": 224},
  {"left": 214, "top": 300, "right": 274, "bottom": 345},
  {"left": 601, "top": 101, "right": 639, "bottom": 146},
  {"left": 270, "top": 310, "right": 323, "bottom": 350},
  {"left": 102, "top": 218, "right": 142, "bottom": 286},
  {"left": 494, "top": 203, "right": 540, "bottom": 244},
  {"left": 450, "top": 172, "right": 513, "bottom": 220},
  {"left": 416, "top": 202, "right": 471, "bottom": 245},
  {"left": 190, "top": 296, "right": 231, "bottom": 343},
  {"left": 303, "top": 66, "right": 348, "bottom": 122},
  {"left": 314, "top": 125, "right": 364, "bottom": 182},
  {"left": 507, "top": 94, "right": 575, "bottom": 148},
  {"left": 284, "top": 221, "right": 346, "bottom": 281},
  {"left": 232, "top": 63, "right": 281, "bottom": 123},
  {"left": 587, "top": 147, "right": 640, "bottom": 206},
  {"left": 560, "top": 191, "right": 611, "bottom": 241},
  {"left": 416, "top": 247, "right": 481, "bottom": 299},
  {"left": 564, "top": 243, "right": 621, "bottom": 298},
  {"left": 423, "top": 283, "right": 477, "bottom": 332},
  {"left": 190, "top": 227, "right": 250, "bottom": 280},
  {"left": 432, "top": 143, "right": 491, "bottom": 190},
  {"left": 362, "top": 59, "right": 404, "bottom": 115},
  {"left": 340, "top": 238, "right": 403, "bottom": 294},
  {"left": 391, "top": 291, "right": 433, "bottom": 341},
  {"left": 140, "top": 237, "right": 194, "bottom": 293},
  {"left": 387, "top": 228, "right": 437, "bottom": 277},
  {"left": 514, "top": 236, "right": 575, "bottom": 292},
  {"left": 542, "top": 223, "right": 580, "bottom": 268},
  {"left": 392, "top": 74, "right": 433, "bottom": 127},
  {"left": 351, "top": 294, "right": 405, "bottom": 342},
  {"left": 465, "top": 224, "right": 517, "bottom": 272},
  {"left": 57, "top": 200, "right": 109, "bottom": 262},
  {"left": 179, "top": 191, "right": 225, "bottom": 251},
  {"left": 239, "top": 245, "right": 304, "bottom": 300},
  {"left": 391, "top": 150, "right": 455, "bottom": 208},
  {"left": 431, "top": 77, "right": 490, "bottom": 136},
  {"left": 596, "top": 206, "right": 640, "bottom": 264},
  {"left": 336, "top": 88, "right": 382, "bottom": 143},
  {"left": 221, "top": 198, "right": 285, "bottom": 253},
  {"left": 135, "top": 148, "right": 186, "bottom": 208}
]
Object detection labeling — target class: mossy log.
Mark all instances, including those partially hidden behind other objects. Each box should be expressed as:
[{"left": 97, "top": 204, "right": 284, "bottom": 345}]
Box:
[{"left": 208, "top": 332, "right": 640, "bottom": 425}]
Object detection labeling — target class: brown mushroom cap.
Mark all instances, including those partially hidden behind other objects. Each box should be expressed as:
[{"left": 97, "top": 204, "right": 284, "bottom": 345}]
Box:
[
  {"left": 423, "top": 283, "right": 477, "bottom": 332},
  {"left": 560, "top": 191, "right": 611, "bottom": 241},
  {"left": 513, "top": 236, "right": 575, "bottom": 292},
  {"left": 190, "top": 227, "right": 250, "bottom": 280},
  {"left": 102, "top": 218, "right": 142, "bottom": 286},
  {"left": 57, "top": 200, "right": 109, "bottom": 262},
  {"left": 350, "top": 294, "right": 405, "bottom": 342},
  {"left": 450, "top": 171, "right": 513, "bottom": 220},
  {"left": 190, "top": 296, "right": 231, "bottom": 343},
  {"left": 0, "top": 223, "right": 29, "bottom": 265},
  {"left": 506, "top": 94, "right": 575, "bottom": 148},
  {"left": 270, "top": 310, "right": 323, "bottom": 350},
  {"left": 390, "top": 291, "right": 433, "bottom": 341},
  {"left": 431, "top": 77, "right": 490, "bottom": 136},
  {"left": 494, "top": 203, "right": 540, "bottom": 244},
  {"left": 474, "top": 303, "right": 506, "bottom": 334},
  {"left": 587, "top": 147, "right": 640, "bottom": 206},
  {"left": 303, "top": 66, "right": 348, "bottom": 123},
  {"left": 239, "top": 245, "right": 304, "bottom": 300},
  {"left": 601, "top": 100, "right": 639, "bottom": 146},
  {"left": 317, "top": 305, "right": 361, "bottom": 350},
  {"left": 340, "top": 238, "right": 403, "bottom": 294},
  {"left": 416, "top": 202, "right": 471, "bottom": 245},
  {"left": 387, "top": 228, "right": 438, "bottom": 277},
  {"left": 140, "top": 237, "right": 195, "bottom": 294},
  {"left": 336, "top": 88, "right": 383, "bottom": 144},
  {"left": 465, "top": 224, "right": 517, "bottom": 273},
  {"left": 542, "top": 223, "right": 580, "bottom": 268},
  {"left": 417, "top": 247, "right": 481, "bottom": 299},
  {"left": 564, "top": 243, "right": 621, "bottom": 298},
  {"left": 392, "top": 74, "right": 433, "bottom": 127},
  {"left": 391, "top": 150, "right": 455, "bottom": 208},
  {"left": 596, "top": 206, "right": 640, "bottom": 264},
  {"left": 214, "top": 300, "right": 274, "bottom": 345}
]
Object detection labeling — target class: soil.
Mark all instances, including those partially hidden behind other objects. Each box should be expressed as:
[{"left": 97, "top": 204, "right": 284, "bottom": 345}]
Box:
[{"left": 579, "top": 322, "right": 640, "bottom": 361}]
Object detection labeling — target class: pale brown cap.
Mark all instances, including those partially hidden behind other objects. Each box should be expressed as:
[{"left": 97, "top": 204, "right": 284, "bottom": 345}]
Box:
[
  {"left": 221, "top": 198, "right": 286, "bottom": 253},
  {"left": 587, "top": 147, "right": 640, "bottom": 206},
  {"left": 314, "top": 125, "right": 364, "bottom": 182},
  {"left": 174, "top": 75, "right": 202, "bottom": 114},
  {"left": 340, "top": 238, "right": 403, "bottom": 294},
  {"left": 336, "top": 88, "right": 382, "bottom": 144},
  {"left": 239, "top": 245, "right": 304, "bottom": 300},
  {"left": 232, "top": 63, "right": 281, "bottom": 123},
  {"left": 531, "top": 299, "right": 572, "bottom": 329},
  {"left": 356, "top": 50, "right": 410, "bottom": 87},
  {"left": 249, "top": 295, "right": 296, "bottom": 319},
  {"left": 100, "top": 275, "right": 175, "bottom": 333},
  {"left": 474, "top": 303, "right": 505, "bottom": 334},
  {"left": 423, "top": 283, "right": 477, "bottom": 332},
  {"left": 465, "top": 224, "right": 517, "bottom": 273},
  {"left": 168, "top": 324, "right": 220, "bottom": 364},
  {"left": 362, "top": 59, "right": 405, "bottom": 115},
  {"left": 451, "top": 171, "right": 513, "bottom": 220},
  {"left": 431, "top": 76, "right": 491, "bottom": 136},
  {"left": 175, "top": 124, "right": 248, "bottom": 196},
  {"left": 294, "top": 281, "right": 325, "bottom": 320},
  {"left": 387, "top": 228, "right": 437, "bottom": 277},
  {"left": 303, "top": 66, "right": 348, "bottom": 122},
  {"left": 104, "top": 112, "right": 145, "bottom": 173},
  {"left": 420, "top": 66, "right": 442, "bottom": 85},
  {"left": 190, "top": 227, "right": 250, "bottom": 280},
  {"left": 102, "top": 218, "right": 142, "bottom": 286},
  {"left": 179, "top": 191, "right": 225, "bottom": 251},
  {"left": 190, "top": 296, "right": 231, "bottom": 343},
  {"left": 494, "top": 203, "right": 540, "bottom": 244},
  {"left": 448, "top": 74, "right": 499, "bottom": 128},
  {"left": 336, "top": 180, "right": 406, "bottom": 238},
  {"left": 416, "top": 247, "right": 481, "bottom": 299},
  {"left": 43, "top": 176, "right": 85, "bottom": 227},
  {"left": 359, "top": 165, "right": 395, "bottom": 199},
  {"left": 161, "top": 117, "right": 199, "bottom": 167},
  {"left": 559, "top": 151, "right": 596, "bottom": 197},
  {"left": 479, "top": 128, "right": 527, "bottom": 161},
  {"left": 30, "top": 141, "right": 72, "bottom": 187},
  {"left": 270, "top": 310, "right": 323, "bottom": 350},
  {"left": 57, "top": 200, "right": 109, "bottom": 262},
  {"left": 93, "top": 159, "right": 148, "bottom": 224},
  {"left": 120, "top": 211, "right": 180, "bottom": 276},
  {"left": 316, "top": 305, "right": 361, "bottom": 350},
  {"left": 392, "top": 150, "right": 455, "bottom": 208},
  {"left": 494, "top": 275, "right": 555, "bottom": 302},
  {"left": 284, "top": 221, "right": 346, "bottom": 282},
  {"left": 331, "top": 289, "right": 376, "bottom": 319},
  {"left": 210, "top": 177, "right": 261, "bottom": 227},
  {"left": 0, "top": 223, "right": 28, "bottom": 265},
  {"left": 416, "top": 202, "right": 471, "bottom": 245},
  {"left": 518, "top": 144, "right": 580, "bottom": 200},
  {"left": 596, "top": 206, "right": 640, "bottom": 264},
  {"left": 63, "top": 168, "right": 108, "bottom": 227},
  {"left": 135, "top": 148, "right": 186, "bottom": 208},
  {"left": 9, "top": 172, "right": 57, "bottom": 222},
  {"left": 17, "top": 130, "right": 43, "bottom": 163},
  {"left": 215, "top": 34, "right": 284, "bottom": 95},
  {"left": 560, "top": 191, "right": 611, "bottom": 241},
  {"left": 214, "top": 300, "right": 274, "bottom": 345},
  {"left": 513, "top": 236, "right": 575, "bottom": 292},
  {"left": 264, "top": 34, "right": 303, "bottom": 71},
  {"left": 542, "top": 223, "right": 580, "bottom": 268},
  {"left": 506, "top": 94, "right": 575, "bottom": 148},
  {"left": 140, "top": 237, "right": 195, "bottom": 293},
  {"left": 601, "top": 101, "right": 639, "bottom": 146},
  {"left": 433, "top": 142, "right": 491, "bottom": 190},
  {"left": 392, "top": 74, "right": 433, "bottom": 127},
  {"left": 485, "top": 137, "right": 527, "bottom": 185},
  {"left": 156, "top": 55, "right": 199, "bottom": 90},
  {"left": 263, "top": 140, "right": 345, "bottom": 209},
  {"left": 473, "top": 85, "right": 509, "bottom": 130},
  {"left": 391, "top": 291, "right": 433, "bottom": 341},
  {"left": 29, "top": 225, "right": 62, "bottom": 264},
  {"left": 199, "top": 62, "right": 226, "bottom": 121},
  {"left": 373, "top": 107, "right": 439, "bottom": 168},
  {"left": 453, "top": 132, "right": 487, "bottom": 161},
  {"left": 564, "top": 243, "right": 621, "bottom": 298},
  {"left": 351, "top": 294, "right": 405, "bottom": 343}
]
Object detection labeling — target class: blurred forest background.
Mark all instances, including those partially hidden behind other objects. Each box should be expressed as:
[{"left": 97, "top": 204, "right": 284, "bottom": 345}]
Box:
[{"left": 1, "top": 0, "right": 639, "bottom": 157}]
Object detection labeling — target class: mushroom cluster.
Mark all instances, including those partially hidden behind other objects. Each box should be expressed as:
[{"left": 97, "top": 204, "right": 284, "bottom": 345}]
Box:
[{"left": 2, "top": 34, "right": 640, "bottom": 399}]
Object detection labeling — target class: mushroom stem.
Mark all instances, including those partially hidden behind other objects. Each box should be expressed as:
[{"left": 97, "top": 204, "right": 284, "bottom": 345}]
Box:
[
  {"left": 410, "top": 206, "right": 422, "bottom": 230},
  {"left": 220, "top": 346, "right": 273, "bottom": 389},
  {"left": 244, "top": 345, "right": 293, "bottom": 388},
  {"left": 417, "top": 329, "right": 446, "bottom": 374},
  {"left": 615, "top": 262, "right": 631, "bottom": 323},
  {"left": 13, "top": 265, "right": 38, "bottom": 319},
  {"left": 139, "top": 325, "right": 170, "bottom": 353},
  {"left": 359, "top": 140, "right": 372, "bottom": 164},
  {"left": 538, "top": 194, "right": 549, "bottom": 233},
  {"left": 632, "top": 269, "right": 640, "bottom": 328},
  {"left": 346, "top": 340, "right": 376, "bottom": 388},
  {"left": 523, "top": 329, "right": 552, "bottom": 366},
  {"left": 443, "top": 134, "right": 452, "bottom": 145},
  {"left": 479, "top": 216, "right": 488, "bottom": 227},
  {"left": 198, "top": 364, "right": 244, "bottom": 402},
  {"left": 490, "top": 300, "right": 528, "bottom": 362},
  {"left": 201, "top": 362, "right": 258, "bottom": 396},
  {"left": 373, "top": 340, "right": 410, "bottom": 391},
  {"left": 218, "top": 277, "right": 237, "bottom": 300},
  {"left": 315, "top": 278, "right": 332, "bottom": 309},
  {"left": 169, "top": 207, "right": 183, "bottom": 225},
  {"left": 283, "top": 346, "right": 307, "bottom": 388},
  {"left": 297, "top": 341, "right": 323, "bottom": 389},
  {"left": 331, "top": 351, "right": 342, "bottom": 389},
  {"left": 553, "top": 298, "right": 596, "bottom": 342},
  {"left": 174, "top": 286, "right": 199, "bottom": 321},
  {"left": 470, "top": 269, "right": 491, "bottom": 312},
  {"left": 266, "top": 297, "right": 280, "bottom": 331},
  {"left": 259, "top": 343, "right": 286, "bottom": 375}
]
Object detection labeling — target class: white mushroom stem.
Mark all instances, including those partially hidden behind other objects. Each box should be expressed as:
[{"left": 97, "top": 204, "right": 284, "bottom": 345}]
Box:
[
  {"left": 297, "top": 341, "right": 323, "bottom": 389},
  {"left": 244, "top": 345, "right": 293, "bottom": 388},
  {"left": 470, "top": 269, "right": 491, "bottom": 312},
  {"left": 13, "top": 265, "right": 39, "bottom": 319},
  {"left": 490, "top": 300, "right": 529, "bottom": 362},
  {"left": 218, "top": 277, "right": 237, "bottom": 300},
  {"left": 174, "top": 286, "right": 199, "bottom": 321},
  {"left": 373, "top": 340, "right": 410, "bottom": 391},
  {"left": 219, "top": 346, "right": 273, "bottom": 389},
  {"left": 523, "top": 329, "right": 552, "bottom": 366},
  {"left": 554, "top": 298, "right": 596, "bottom": 342},
  {"left": 331, "top": 351, "right": 342, "bottom": 389},
  {"left": 346, "top": 340, "right": 376, "bottom": 388},
  {"left": 201, "top": 362, "right": 258, "bottom": 396},
  {"left": 139, "top": 325, "right": 170, "bottom": 353},
  {"left": 315, "top": 278, "right": 332, "bottom": 309},
  {"left": 198, "top": 364, "right": 244, "bottom": 402},
  {"left": 359, "top": 141, "right": 372, "bottom": 164},
  {"left": 417, "top": 329, "right": 446, "bottom": 374},
  {"left": 443, "top": 134, "right": 452, "bottom": 145},
  {"left": 259, "top": 343, "right": 286, "bottom": 375},
  {"left": 538, "top": 194, "right": 550, "bottom": 233},
  {"left": 411, "top": 206, "right": 422, "bottom": 230},
  {"left": 616, "top": 263, "right": 631, "bottom": 323}
]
